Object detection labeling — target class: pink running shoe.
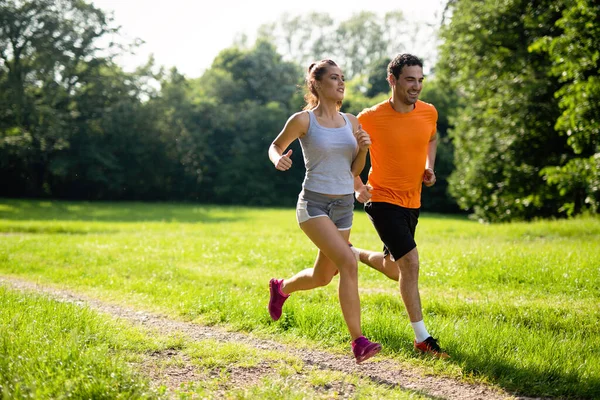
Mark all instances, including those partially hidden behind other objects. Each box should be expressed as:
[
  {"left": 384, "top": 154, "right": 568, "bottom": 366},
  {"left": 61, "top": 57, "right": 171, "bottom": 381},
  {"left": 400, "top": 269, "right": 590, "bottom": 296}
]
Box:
[
  {"left": 268, "top": 278, "right": 289, "bottom": 321},
  {"left": 352, "top": 336, "right": 382, "bottom": 364}
]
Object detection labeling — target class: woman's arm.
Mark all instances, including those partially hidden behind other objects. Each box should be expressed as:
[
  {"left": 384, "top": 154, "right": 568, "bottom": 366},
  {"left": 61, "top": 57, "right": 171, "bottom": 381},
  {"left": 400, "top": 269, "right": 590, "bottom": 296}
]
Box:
[
  {"left": 346, "top": 114, "right": 371, "bottom": 176},
  {"left": 268, "top": 112, "right": 309, "bottom": 171}
]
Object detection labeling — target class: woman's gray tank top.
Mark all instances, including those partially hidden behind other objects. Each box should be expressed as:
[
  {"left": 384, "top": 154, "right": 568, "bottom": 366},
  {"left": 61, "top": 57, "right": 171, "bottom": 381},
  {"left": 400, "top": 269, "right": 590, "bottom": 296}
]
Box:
[{"left": 299, "top": 110, "right": 357, "bottom": 195}]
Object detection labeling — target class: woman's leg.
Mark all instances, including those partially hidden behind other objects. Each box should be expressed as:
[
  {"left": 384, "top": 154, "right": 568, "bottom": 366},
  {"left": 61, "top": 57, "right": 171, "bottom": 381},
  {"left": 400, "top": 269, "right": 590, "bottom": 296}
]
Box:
[
  {"left": 281, "top": 218, "right": 339, "bottom": 294},
  {"left": 297, "top": 216, "right": 362, "bottom": 340}
]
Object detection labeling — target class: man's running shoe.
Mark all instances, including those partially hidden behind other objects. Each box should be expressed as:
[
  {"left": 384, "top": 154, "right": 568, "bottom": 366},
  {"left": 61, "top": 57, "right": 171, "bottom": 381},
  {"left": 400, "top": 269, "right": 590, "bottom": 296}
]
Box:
[
  {"left": 352, "top": 336, "right": 382, "bottom": 364},
  {"left": 268, "top": 278, "right": 289, "bottom": 321},
  {"left": 414, "top": 336, "right": 450, "bottom": 359}
]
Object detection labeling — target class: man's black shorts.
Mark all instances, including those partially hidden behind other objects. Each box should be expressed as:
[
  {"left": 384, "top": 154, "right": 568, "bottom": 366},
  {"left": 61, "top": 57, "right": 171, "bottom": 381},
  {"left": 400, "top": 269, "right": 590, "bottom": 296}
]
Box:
[{"left": 364, "top": 202, "right": 419, "bottom": 261}]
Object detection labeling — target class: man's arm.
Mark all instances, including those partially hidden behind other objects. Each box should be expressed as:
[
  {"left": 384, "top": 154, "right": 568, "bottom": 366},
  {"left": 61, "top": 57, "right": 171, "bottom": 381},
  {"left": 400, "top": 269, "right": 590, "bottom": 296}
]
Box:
[{"left": 423, "top": 133, "right": 438, "bottom": 187}]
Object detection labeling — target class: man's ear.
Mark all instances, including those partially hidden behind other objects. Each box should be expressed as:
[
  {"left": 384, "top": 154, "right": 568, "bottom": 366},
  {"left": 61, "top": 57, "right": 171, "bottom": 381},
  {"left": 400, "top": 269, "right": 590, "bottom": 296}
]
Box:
[{"left": 387, "top": 74, "right": 396, "bottom": 87}]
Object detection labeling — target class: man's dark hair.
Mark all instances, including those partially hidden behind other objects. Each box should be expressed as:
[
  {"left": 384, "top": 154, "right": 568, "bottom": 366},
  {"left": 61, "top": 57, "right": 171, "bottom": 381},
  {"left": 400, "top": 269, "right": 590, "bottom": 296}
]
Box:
[{"left": 387, "top": 54, "right": 423, "bottom": 79}]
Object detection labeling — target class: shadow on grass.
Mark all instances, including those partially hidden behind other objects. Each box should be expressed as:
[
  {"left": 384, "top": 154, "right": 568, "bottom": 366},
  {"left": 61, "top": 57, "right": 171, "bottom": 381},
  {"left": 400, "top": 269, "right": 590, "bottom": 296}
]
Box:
[
  {"left": 0, "top": 226, "right": 118, "bottom": 235},
  {"left": 448, "top": 349, "right": 600, "bottom": 399},
  {"left": 0, "top": 199, "right": 246, "bottom": 224},
  {"left": 372, "top": 333, "right": 598, "bottom": 399}
]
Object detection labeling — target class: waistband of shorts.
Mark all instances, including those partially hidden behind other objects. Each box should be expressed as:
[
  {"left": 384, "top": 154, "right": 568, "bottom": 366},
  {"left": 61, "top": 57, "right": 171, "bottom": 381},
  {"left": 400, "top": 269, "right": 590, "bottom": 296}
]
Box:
[{"left": 300, "top": 188, "right": 353, "bottom": 201}]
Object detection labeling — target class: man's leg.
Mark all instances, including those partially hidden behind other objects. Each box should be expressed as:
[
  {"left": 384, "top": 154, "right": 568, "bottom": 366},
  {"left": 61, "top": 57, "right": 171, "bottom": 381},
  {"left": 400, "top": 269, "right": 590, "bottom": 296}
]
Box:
[
  {"left": 354, "top": 245, "right": 426, "bottom": 332},
  {"left": 355, "top": 244, "right": 449, "bottom": 358},
  {"left": 354, "top": 248, "right": 399, "bottom": 281},
  {"left": 394, "top": 247, "right": 422, "bottom": 323},
  {"left": 396, "top": 247, "right": 449, "bottom": 358},
  {"left": 356, "top": 245, "right": 426, "bottom": 326}
]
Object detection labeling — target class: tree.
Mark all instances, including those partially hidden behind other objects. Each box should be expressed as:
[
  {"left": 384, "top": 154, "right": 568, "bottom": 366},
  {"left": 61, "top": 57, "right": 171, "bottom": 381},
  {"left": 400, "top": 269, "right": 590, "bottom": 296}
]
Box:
[
  {"left": 437, "top": 0, "right": 572, "bottom": 221},
  {"left": 531, "top": 0, "right": 600, "bottom": 215},
  {"left": 0, "top": 0, "right": 120, "bottom": 197},
  {"left": 333, "top": 12, "right": 387, "bottom": 78},
  {"left": 420, "top": 77, "right": 461, "bottom": 213},
  {"left": 255, "top": 10, "right": 437, "bottom": 80},
  {"left": 257, "top": 12, "right": 336, "bottom": 69},
  {"left": 364, "top": 57, "right": 391, "bottom": 98},
  {"left": 0, "top": 0, "right": 180, "bottom": 201},
  {"left": 209, "top": 40, "right": 299, "bottom": 105},
  {"left": 184, "top": 40, "right": 304, "bottom": 205}
]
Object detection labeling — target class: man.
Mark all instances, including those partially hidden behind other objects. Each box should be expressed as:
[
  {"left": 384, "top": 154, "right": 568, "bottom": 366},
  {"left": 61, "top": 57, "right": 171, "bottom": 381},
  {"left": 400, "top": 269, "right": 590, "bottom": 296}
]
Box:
[{"left": 352, "top": 53, "right": 448, "bottom": 358}]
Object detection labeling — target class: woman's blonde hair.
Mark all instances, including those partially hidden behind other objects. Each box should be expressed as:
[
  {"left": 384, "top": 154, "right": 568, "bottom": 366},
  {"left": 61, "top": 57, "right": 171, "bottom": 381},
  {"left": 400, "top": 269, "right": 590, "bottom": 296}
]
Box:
[{"left": 303, "top": 59, "right": 342, "bottom": 111}]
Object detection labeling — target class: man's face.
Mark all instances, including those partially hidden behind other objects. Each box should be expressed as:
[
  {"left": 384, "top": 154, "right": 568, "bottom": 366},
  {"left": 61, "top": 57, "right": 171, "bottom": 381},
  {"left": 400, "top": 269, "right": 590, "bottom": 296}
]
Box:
[{"left": 389, "top": 65, "right": 424, "bottom": 106}]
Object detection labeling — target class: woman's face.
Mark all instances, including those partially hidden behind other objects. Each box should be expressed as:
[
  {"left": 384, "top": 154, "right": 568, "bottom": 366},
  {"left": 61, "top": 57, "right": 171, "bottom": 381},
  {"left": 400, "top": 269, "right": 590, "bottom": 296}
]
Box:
[{"left": 317, "top": 65, "right": 345, "bottom": 102}]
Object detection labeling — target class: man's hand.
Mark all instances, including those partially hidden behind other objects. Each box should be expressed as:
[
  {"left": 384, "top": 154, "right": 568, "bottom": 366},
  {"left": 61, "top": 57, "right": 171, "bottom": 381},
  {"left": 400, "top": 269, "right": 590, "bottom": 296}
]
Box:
[
  {"left": 355, "top": 184, "right": 373, "bottom": 203},
  {"left": 423, "top": 168, "right": 436, "bottom": 187}
]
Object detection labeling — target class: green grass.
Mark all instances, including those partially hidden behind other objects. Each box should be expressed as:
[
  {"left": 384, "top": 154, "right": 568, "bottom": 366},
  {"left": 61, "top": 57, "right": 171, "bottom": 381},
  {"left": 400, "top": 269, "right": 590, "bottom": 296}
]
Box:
[
  {"left": 0, "top": 287, "right": 424, "bottom": 400},
  {"left": 1, "top": 199, "right": 599, "bottom": 398},
  {"left": 0, "top": 286, "right": 169, "bottom": 399}
]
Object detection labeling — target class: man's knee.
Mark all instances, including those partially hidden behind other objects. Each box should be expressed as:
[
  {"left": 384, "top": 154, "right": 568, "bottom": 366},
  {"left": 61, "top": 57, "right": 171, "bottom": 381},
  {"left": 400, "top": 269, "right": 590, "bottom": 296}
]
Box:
[
  {"left": 314, "top": 273, "right": 334, "bottom": 287},
  {"left": 396, "top": 249, "right": 419, "bottom": 274}
]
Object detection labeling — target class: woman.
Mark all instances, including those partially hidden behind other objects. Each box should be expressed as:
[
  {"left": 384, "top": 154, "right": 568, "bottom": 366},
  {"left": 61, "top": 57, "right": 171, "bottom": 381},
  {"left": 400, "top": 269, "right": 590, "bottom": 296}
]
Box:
[{"left": 267, "top": 59, "right": 381, "bottom": 364}]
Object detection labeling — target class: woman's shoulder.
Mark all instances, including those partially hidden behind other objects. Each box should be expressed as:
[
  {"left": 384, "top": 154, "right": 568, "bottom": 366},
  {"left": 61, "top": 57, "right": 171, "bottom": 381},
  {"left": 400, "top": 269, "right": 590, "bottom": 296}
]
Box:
[
  {"left": 288, "top": 110, "right": 310, "bottom": 125},
  {"left": 343, "top": 112, "right": 358, "bottom": 122},
  {"left": 281, "top": 111, "right": 311, "bottom": 138},
  {"left": 343, "top": 113, "right": 359, "bottom": 130}
]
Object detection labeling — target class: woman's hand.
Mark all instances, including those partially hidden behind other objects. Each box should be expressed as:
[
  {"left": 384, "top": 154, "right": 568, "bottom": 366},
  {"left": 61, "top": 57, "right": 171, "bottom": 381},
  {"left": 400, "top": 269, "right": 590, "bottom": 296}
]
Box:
[
  {"left": 354, "top": 124, "right": 371, "bottom": 152},
  {"left": 275, "top": 149, "right": 293, "bottom": 171}
]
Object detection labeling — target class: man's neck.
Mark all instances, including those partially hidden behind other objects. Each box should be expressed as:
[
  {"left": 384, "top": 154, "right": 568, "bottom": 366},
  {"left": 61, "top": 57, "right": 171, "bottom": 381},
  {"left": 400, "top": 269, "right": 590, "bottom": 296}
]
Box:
[{"left": 389, "top": 97, "right": 416, "bottom": 114}]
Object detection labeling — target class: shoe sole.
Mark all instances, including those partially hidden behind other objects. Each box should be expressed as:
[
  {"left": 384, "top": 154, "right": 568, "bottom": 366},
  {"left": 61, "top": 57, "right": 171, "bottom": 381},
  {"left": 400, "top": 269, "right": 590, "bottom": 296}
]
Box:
[
  {"left": 355, "top": 343, "right": 382, "bottom": 364},
  {"left": 268, "top": 279, "right": 281, "bottom": 321}
]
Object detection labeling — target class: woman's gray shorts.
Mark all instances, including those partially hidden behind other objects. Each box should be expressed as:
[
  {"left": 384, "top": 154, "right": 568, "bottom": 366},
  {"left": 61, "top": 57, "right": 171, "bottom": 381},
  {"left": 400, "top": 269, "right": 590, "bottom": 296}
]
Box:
[{"left": 296, "top": 189, "right": 354, "bottom": 231}]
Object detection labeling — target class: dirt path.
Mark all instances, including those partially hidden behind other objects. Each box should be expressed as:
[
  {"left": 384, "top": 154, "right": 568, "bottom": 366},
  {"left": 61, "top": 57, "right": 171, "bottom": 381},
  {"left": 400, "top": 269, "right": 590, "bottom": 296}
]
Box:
[{"left": 1, "top": 277, "right": 541, "bottom": 400}]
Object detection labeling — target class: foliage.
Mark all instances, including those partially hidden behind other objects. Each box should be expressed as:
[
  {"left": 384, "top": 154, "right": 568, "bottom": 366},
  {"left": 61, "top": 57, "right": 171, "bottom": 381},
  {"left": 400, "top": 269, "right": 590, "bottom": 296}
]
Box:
[
  {"left": 0, "top": 0, "right": 173, "bottom": 200},
  {"left": 531, "top": 0, "right": 600, "bottom": 215},
  {"left": 420, "top": 77, "right": 461, "bottom": 213},
  {"left": 0, "top": 0, "right": 116, "bottom": 196},
  {"left": 437, "top": 0, "right": 599, "bottom": 221},
  {"left": 256, "top": 10, "right": 436, "bottom": 79},
  {"left": 364, "top": 57, "right": 391, "bottom": 98},
  {"left": 0, "top": 0, "right": 457, "bottom": 212}
]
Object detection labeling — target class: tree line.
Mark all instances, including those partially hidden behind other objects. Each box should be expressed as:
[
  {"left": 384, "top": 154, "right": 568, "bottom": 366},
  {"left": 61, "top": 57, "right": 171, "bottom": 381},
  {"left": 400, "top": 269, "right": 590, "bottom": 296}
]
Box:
[{"left": 0, "top": 0, "right": 597, "bottom": 221}]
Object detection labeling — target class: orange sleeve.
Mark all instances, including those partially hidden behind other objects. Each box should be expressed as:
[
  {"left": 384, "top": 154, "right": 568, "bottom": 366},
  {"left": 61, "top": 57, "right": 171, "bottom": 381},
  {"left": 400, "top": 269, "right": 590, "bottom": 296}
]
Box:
[
  {"left": 357, "top": 109, "right": 374, "bottom": 136},
  {"left": 430, "top": 107, "right": 438, "bottom": 139}
]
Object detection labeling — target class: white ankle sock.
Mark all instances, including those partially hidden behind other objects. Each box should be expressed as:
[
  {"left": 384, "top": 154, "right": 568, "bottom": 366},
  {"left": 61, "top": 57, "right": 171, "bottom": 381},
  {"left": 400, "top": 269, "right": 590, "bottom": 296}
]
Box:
[
  {"left": 349, "top": 245, "right": 360, "bottom": 261},
  {"left": 411, "top": 320, "right": 430, "bottom": 343}
]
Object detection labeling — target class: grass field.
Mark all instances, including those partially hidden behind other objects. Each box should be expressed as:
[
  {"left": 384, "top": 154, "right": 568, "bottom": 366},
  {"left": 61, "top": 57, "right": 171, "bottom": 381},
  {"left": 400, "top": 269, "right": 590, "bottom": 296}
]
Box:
[{"left": 0, "top": 199, "right": 599, "bottom": 398}]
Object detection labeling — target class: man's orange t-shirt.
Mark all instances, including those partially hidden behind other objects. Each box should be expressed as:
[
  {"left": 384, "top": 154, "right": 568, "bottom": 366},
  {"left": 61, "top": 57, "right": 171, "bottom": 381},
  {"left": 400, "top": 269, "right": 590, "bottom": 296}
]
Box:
[{"left": 357, "top": 99, "right": 437, "bottom": 209}]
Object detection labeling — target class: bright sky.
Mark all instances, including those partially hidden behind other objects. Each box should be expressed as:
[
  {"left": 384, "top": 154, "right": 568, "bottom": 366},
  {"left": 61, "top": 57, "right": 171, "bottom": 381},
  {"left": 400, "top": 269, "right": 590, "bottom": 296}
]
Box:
[{"left": 92, "top": 0, "right": 446, "bottom": 78}]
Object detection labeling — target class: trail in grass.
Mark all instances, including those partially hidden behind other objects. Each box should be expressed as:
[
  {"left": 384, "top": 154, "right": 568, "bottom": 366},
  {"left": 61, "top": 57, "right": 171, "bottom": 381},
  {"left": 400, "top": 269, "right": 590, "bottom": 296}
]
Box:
[{"left": 1, "top": 276, "right": 543, "bottom": 400}]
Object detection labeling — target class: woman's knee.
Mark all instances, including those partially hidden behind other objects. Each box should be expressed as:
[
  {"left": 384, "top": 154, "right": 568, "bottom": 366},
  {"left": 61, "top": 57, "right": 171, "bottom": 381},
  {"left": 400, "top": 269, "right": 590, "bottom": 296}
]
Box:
[{"left": 336, "top": 255, "right": 358, "bottom": 278}]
